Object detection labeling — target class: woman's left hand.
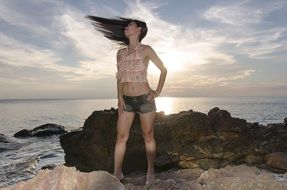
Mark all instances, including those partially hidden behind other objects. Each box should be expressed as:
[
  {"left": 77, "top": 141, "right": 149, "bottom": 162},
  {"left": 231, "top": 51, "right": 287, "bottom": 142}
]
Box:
[{"left": 147, "top": 90, "right": 159, "bottom": 102}]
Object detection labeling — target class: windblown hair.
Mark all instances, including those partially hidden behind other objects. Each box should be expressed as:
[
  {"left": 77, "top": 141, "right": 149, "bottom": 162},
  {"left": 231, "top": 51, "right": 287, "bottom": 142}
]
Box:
[{"left": 85, "top": 15, "right": 148, "bottom": 46}]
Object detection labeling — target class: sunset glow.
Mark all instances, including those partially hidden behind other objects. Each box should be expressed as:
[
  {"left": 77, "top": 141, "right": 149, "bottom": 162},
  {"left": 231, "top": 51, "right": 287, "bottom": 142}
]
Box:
[
  {"left": 155, "top": 97, "right": 173, "bottom": 115},
  {"left": 0, "top": 0, "right": 286, "bottom": 99}
]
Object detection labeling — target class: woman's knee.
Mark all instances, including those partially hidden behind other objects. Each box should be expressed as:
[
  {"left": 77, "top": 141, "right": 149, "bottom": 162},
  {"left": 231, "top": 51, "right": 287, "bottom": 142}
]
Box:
[
  {"left": 142, "top": 131, "right": 154, "bottom": 143},
  {"left": 116, "top": 133, "right": 129, "bottom": 143}
]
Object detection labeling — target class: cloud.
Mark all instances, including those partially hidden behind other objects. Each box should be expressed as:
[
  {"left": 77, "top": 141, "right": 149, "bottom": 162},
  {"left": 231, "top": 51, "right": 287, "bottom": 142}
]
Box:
[
  {"left": 0, "top": 30, "right": 112, "bottom": 83},
  {"left": 0, "top": 1, "right": 57, "bottom": 37},
  {"left": 122, "top": 0, "right": 236, "bottom": 72},
  {"left": 202, "top": 1, "right": 287, "bottom": 59},
  {"left": 230, "top": 27, "right": 287, "bottom": 59},
  {"left": 204, "top": 4, "right": 263, "bottom": 26},
  {"left": 203, "top": 1, "right": 287, "bottom": 26},
  {"left": 0, "top": 32, "right": 59, "bottom": 67},
  {"left": 167, "top": 69, "right": 255, "bottom": 88},
  {"left": 55, "top": 6, "right": 120, "bottom": 80},
  {"left": 0, "top": 2, "right": 118, "bottom": 81},
  {"left": 52, "top": 0, "right": 238, "bottom": 81},
  {"left": 1, "top": 0, "right": 285, "bottom": 98}
]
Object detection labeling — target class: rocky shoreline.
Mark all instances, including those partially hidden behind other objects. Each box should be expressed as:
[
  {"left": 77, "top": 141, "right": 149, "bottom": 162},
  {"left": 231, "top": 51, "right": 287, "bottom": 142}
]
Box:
[
  {"left": 60, "top": 107, "right": 287, "bottom": 174},
  {"left": 2, "top": 107, "right": 287, "bottom": 189}
]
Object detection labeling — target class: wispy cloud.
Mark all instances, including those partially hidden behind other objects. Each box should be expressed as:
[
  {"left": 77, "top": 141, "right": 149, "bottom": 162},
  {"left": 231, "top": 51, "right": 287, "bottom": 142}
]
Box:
[
  {"left": 230, "top": 27, "right": 287, "bottom": 59},
  {"left": 204, "top": 3, "right": 263, "bottom": 26},
  {"left": 167, "top": 69, "right": 255, "bottom": 88},
  {"left": 202, "top": 1, "right": 287, "bottom": 59},
  {"left": 0, "top": 1, "right": 56, "bottom": 37},
  {"left": 0, "top": 32, "right": 60, "bottom": 67},
  {"left": 0, "top": 2, "right": 118, "bottom": 81},
  {"left": 203, "top": 1, "right": 287, "bottom": 26}
]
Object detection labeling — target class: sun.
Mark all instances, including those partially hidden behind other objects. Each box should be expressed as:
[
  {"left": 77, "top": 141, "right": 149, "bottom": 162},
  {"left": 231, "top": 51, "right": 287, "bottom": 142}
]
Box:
[
  {"left": 148, "top": 51, "right": 185, "bottom": 74},
  {"left": 155, "top": 97, "right": 173, "bottom": 115}
]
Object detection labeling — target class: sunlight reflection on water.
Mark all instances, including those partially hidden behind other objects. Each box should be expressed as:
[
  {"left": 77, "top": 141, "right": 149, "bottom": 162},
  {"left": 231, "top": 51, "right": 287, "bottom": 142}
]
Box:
[{"left": 0, "top": 97, "right": 286, "bottom": 136}]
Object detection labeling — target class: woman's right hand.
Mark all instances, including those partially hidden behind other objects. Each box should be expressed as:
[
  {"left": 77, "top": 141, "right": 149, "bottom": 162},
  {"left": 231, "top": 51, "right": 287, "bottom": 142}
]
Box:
[{"left": 117, "top": 96, "right": 126, "bottom": 115}]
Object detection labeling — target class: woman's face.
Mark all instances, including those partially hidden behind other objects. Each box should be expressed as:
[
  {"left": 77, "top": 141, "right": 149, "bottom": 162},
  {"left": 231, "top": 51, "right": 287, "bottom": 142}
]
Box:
[{"left": 124, "top": 21, "right": 141, "bottom": 38}]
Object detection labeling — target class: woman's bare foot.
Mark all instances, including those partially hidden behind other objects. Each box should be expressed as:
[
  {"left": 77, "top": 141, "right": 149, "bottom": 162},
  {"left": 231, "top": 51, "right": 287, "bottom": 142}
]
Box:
[
  {"left": 113, "top": 172, "right": 124, "bottom": 181},
  {"left": 145, "top": 172, "right": 155, "bottom": 185}
]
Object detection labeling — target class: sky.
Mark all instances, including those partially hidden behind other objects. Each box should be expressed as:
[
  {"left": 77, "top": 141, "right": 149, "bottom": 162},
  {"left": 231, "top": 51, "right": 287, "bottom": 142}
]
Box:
[{"left": 0, "top": 0, "right": 286, "bottom": 99}]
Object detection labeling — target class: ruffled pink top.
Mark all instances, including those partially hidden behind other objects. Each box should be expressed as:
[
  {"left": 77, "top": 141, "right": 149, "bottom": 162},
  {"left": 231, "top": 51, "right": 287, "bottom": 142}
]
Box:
[{"left": 116, "top": 44, "right": 148, "bottom": 83}]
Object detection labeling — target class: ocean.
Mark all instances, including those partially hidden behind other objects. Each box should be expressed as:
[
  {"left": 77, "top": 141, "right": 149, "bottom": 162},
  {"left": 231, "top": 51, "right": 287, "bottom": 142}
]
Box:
[{"left": 0, "top": 96, "right": 287, "bottom": 187}]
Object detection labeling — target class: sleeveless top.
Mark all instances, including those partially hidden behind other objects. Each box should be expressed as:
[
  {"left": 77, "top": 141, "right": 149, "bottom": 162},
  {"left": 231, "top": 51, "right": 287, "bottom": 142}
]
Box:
[{"left": 115, "top": 44, "right": 148, "bottom": 83}]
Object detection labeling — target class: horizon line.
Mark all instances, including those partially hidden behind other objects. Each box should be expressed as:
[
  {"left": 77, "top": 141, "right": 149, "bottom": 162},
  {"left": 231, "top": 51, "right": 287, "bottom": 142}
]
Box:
[{"left": 1, "top": 95, "right": 287, "bottom": 101}]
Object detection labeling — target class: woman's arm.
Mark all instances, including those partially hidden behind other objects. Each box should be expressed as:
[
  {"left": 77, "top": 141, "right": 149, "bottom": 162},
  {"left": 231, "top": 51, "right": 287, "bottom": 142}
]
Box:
[
  {"left": 116, "top": 50, "right": 123, "bottom": 98},
  {"left": 145, "top": 45, "right": 167, "bottom": 97},
  {"left": 117, "top": 80, "right": 123, "bottom": 98},
  {"left": 116, "top": 49, "right": 126, "bottom": 114}
]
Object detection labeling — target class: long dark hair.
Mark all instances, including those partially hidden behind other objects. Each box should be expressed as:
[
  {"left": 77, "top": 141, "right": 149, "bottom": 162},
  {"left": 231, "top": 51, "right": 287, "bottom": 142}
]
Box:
[{"left": 85, "top": 15, "right": 148, "bottom": 46}]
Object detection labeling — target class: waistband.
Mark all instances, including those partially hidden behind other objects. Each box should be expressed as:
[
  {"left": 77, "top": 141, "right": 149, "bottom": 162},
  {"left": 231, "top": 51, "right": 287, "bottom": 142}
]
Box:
[{"left": 123, "top": 90, "right": 151, "bottom": 99}]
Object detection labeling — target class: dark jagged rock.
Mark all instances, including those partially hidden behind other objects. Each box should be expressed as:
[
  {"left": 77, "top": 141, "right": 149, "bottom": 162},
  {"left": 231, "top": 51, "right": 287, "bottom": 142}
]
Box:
[
  {"left": 60, "top": 107, "right": 287, "bottom": 174},
  {"left": 14, "top": 123, "right": 67, "bottom": 138},
  {"left": 13, "top": 129, "right": 30, "bottom": 137}
]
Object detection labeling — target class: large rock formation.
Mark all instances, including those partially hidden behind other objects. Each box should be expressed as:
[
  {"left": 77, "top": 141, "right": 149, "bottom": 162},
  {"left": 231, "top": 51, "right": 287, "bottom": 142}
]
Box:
[{"left": 60, "top": 107, "right": 287, "bottom": 174}]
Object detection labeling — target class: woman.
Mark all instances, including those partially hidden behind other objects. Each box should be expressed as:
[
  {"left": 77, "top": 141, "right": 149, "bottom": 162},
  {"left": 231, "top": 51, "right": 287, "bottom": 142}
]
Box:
[{"left": 86, "top": 16, "right": 167, "bottom": 185}]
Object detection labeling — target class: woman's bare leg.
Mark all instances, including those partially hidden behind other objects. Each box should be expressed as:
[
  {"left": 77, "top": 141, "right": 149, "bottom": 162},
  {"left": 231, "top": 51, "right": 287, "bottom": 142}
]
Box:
[
  {"left": 113, "top": 111, "right": 135, "bottom": 180},
  {"left": 140, "top": 111, "right": 156, "bottom": 184}
]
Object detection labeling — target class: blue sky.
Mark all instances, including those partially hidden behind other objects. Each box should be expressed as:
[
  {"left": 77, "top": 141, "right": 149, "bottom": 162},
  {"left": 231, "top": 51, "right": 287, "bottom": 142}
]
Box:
[{"left": 0, "top": 0, "right": 286, "bottom": 99}]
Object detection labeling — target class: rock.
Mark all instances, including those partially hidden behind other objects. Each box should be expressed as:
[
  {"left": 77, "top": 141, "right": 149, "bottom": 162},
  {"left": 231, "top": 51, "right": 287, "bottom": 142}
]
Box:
[
  {"left": 155, "top": 152, "right": 179, "bottom": 169},
  {"left": 60, "top": 107, "right": 287, "bottom": 174},
  {"left": 14, "top": 123, "right": 67, "bottom": 138},
  {"left": 207, "top": 107, "right": 220, "bottom": 118},
  {"left": 265, "top": 152, "right": 287, "bottom": 171},
  {"left": 60, "top": 110, "right": 118, "bottom": 172},
  {"left": 243, "top": 154, "right": 263, "bottom": 165},
  {"left": 60, "top": 109, "right": 211, "bottom": 173},
  {"left": 123, "top": 167, "right": 205, "bottom": 189},
  {"left": 2, "top": 165, "right": 124, "bottom": 190},
  {"left": 178, "top": 160, "right": 199, "bottom": 169},
  {"left": 196, "top": 158, "right": 229, "bottom": 170},
  {"left": 178, "top": 154, "right": 198, "bottom": 169},
  {"left": 118, "top": 165, "right": 287, "bottom": 189},
  {"left": 196, "top": 165, "right": 287, "bottom": 190},
  {"left": 175, "top": 168, "right": 205, "bottom": 181},
  {"left": 13, "top": 129, "right": 30, "bottom": 137},
  {"left": 284, "top": 117, "right": 287, "bottom": 126},
  {"left": 207, "top": 107, "right": 247, "bottom": 133},
  {"left": 2, "top": 164, "right": 287, "bottom": 190}
]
